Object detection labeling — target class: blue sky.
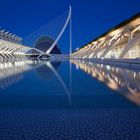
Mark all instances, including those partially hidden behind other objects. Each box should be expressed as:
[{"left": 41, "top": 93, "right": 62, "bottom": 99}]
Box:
[{"left": 0, "top": 0, "right": 140, "bottom": 53}]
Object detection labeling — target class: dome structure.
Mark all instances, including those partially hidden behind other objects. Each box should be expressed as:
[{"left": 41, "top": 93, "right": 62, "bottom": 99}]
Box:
[{"left": 34, "top": 36, "right": 61, "bottom": 54}]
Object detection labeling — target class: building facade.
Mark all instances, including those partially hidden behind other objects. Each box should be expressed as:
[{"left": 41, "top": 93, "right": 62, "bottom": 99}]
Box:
[
  {"left": 0, "top": 28, "right": 43, "bottom": 60},
  {"left": 71, "top": 13, "right": 140, "bottom": 60}
]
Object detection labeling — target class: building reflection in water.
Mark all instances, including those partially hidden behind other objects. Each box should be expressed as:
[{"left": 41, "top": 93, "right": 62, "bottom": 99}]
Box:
[
  {"left": 0, "top": 59, "right": 37, "bottom": 89},
  {"left": 0, "top": 59, "right": 71, "bottom": 103},
  {"left": 36, "top": 60, "right": 61, "bottom": 80},
  {"left": 0, "top": 60, "right": 64, "bottom": 88},
  {"left": 71, "top": 59, "right": 140, "bottom": 106},
  {"left": 36, "top": 60, "right": 71, "bottom": 104}
]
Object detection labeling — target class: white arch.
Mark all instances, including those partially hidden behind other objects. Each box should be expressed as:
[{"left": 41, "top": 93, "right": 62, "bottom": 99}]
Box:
[
  {"left": 131, "top": 24, "right": 140, "bottom": 38},
  {"left": 119, "top": 32, "right": 140, "bottom": 58},
  {"left": 46, "top": 5, "right": 72, "bottom": 54}
]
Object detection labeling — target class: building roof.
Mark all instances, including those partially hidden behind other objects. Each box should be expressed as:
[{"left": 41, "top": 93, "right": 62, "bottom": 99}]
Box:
[{"left": 74, "top": 12, "right": 140, "bottom": 53}]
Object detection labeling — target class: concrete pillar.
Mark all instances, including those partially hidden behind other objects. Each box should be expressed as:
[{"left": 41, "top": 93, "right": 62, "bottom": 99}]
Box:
[
  {"left": 119, "top": 27, "right": 140, "bottom": 59},
  {"left": 100, "top": 30, "right": 127, "bottom": 58}
]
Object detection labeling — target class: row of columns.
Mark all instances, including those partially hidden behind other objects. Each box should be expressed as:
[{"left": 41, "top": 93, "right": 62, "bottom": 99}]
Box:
[
  {"left": 72, "top": 24, "right": 140, "bottom": 59},
  {"left": 0, "top": 28, "right": 22, "bottom": 44},
  {"left": 0, "top": 39, "right": 33, "bottom": 60}
]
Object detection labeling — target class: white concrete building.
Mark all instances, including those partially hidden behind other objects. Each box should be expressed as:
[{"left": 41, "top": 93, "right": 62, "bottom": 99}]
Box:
[{"left": 71, "top": 13, "right": 140, "bottom": 60}]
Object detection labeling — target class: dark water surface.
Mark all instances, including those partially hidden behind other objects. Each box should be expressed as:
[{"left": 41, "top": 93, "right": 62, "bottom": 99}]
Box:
[{"left": 0, "top": 59, "right": 140, "bottom": 140}]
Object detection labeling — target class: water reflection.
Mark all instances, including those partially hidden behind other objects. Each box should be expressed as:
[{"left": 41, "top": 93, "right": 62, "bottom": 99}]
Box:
[
  {"left": 0, "top": 60, "right": 35, "bottom": 89},
  {"left": 71, "top": 59, "right": 140, "bottom": 106},
  {"left": 0, "top": 59, "right": 71, "bottom": 104},
  {"left": 36, "top": 60, "right": 71, "bottom": 104},
  {"left": 36, "top": 61, "right": 61, "bottom": 80},
  {"left": 1, "top": 58, "right": 140, "bottom": 107},
  {"left": 0, "top": 60, "right": 62, "bottom": 89}
]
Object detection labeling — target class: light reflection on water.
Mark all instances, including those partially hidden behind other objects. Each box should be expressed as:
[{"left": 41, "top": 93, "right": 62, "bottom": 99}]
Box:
[
  {"left": 0, "top": 59, "right": 140, "bottom": 108},
  {"left": 0, "top": 60, "right": 34, "bottom": 89},
  {"left": 71, "top": 59, "right": 140, "bottom": 106}
]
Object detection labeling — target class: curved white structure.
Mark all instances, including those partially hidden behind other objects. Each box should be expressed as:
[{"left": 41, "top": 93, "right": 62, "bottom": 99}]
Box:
[
  {"left": 46, "top": 5, "right": 72, "bottom": 54},
  {"left": 0, "top": 28, "right": 42, "bottom": 60},
  {"left": 71, "top": 13, "right": 140, "bottom": 60}
]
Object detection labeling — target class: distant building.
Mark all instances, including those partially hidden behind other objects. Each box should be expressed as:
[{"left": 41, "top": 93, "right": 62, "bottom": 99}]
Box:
[
  {"left": 0, "top": 28, "right": 36, "bottom": 60},
  {"left": 0, "top": 6, "right": 72, "bottom": 60},
  {"left": 0, "top": 30, "right": 61, "bottom": 60}
]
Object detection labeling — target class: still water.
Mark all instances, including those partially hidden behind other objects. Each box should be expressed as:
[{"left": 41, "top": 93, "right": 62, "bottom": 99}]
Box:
[{"left": 0, "top": 59, "right": 140, "bottom": 139}]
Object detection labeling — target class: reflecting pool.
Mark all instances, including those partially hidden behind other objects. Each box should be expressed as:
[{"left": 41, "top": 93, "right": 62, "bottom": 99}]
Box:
[{"left": 0, "top": 59, "right": 140, "bottom": 139}]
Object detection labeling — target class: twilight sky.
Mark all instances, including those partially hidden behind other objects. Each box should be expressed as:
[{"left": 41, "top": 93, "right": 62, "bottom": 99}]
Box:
[{"left": 0, "top": 0, "right": 139, "bottom": 53}]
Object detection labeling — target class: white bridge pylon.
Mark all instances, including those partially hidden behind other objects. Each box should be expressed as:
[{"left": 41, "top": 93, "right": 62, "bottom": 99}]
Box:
[
  {"left": 0, "top": 6, "right": 72, "bottom": 60},
  {"left": 46, "top": 5, "right": 72, "bottom": 55}
]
